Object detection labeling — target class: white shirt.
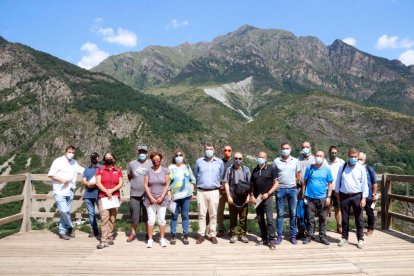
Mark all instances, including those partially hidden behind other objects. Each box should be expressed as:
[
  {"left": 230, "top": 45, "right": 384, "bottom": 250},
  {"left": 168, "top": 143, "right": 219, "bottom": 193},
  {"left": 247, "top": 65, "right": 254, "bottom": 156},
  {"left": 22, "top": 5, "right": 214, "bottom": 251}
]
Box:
[
  {"left": 327, "top": 157, "right": 345, "bottom": 191},
  {"left": 48, "top": 156, "right": 84, "bottom": 196},
  {"left": 335, "top": 162, "right": 368, "bottom": 198}
]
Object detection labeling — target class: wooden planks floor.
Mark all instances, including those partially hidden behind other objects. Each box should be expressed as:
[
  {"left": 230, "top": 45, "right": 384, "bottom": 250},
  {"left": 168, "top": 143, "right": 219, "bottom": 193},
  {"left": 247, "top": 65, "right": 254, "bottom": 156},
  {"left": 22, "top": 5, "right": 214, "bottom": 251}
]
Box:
[{"left": 0, "top": 229, "right": 413, "bottom": 275}]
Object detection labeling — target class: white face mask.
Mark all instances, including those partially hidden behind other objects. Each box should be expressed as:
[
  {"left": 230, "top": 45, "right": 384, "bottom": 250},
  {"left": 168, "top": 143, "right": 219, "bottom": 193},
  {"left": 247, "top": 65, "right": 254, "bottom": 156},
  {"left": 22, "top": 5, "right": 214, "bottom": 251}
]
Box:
[
  {"left": 66, "top": 153, "right": 74, "bottom": 160},
  {"left": 315, "top": 157, "right": 324, "bottom": 165}
]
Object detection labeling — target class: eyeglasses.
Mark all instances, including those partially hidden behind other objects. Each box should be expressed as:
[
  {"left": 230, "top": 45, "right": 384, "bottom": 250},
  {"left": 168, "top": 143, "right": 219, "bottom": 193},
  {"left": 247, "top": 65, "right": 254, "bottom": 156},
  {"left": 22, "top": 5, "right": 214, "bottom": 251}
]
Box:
[
  {"left": 234, "top": 157, "right": 242, "bottom": 160},
  {"left": 224, "top": 149, "right": 232, "bottom": 152}
]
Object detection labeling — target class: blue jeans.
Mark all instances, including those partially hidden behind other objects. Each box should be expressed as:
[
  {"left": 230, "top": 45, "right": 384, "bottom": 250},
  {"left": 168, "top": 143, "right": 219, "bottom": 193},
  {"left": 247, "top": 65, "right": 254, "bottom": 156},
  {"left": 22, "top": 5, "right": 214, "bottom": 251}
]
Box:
[
  {"left": 170, "top": 196, "right": 191, "bottom": 236},
  {"left": 55, "top": 192, "right": 74, "bottom": 235},
  {"left": 84, "top": 198, "right": 99, "bottom": 233},
  {"left": 276, "top": 187, "right": 297, "bottom": 238}
]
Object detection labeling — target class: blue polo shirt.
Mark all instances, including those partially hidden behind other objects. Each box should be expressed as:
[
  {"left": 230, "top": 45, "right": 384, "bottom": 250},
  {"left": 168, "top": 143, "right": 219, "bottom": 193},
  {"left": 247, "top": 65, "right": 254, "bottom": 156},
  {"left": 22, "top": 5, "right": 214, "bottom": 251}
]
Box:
[
  {"left": 195, "top": 157, "right": 224, "bottom": 189},
  {"left": 82, "top": 164, "right": 102, "bottom": 199},
  {"left": 304, "top": 165, "right": 333, "bottom": 199}
]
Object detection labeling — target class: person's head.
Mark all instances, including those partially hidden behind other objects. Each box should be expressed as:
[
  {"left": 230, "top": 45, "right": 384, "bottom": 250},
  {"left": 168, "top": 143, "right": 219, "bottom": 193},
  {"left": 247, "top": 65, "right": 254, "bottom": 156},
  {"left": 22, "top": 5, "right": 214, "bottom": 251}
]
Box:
[
  {"left": 64, "top": 145, "right": 76, "bottom": 160},
  {"left": 149, "top": 151, "right": 163, "bottom": 167},
  {"left": 358, "top": 152, "right": 367, "bottom": 165},
  {"left": 315, "top": 151, "right": 325, "bottom": 165},
  {"left": 256, "top": 151, "right": 267, "bottom": 166},
  {"left": 172, "top": 150, "right": 186, "bottom": 165},
  {"left": 223, "top": 145, "right": 232, "bottom": 159},
  {"left": 328, "top": 145, "right": 339, "bottom": 160},
  {"left": 301, "top": 141, "right": 312, "bottom": 157},
  {"left": 204, "top": 142, "right": 215, "bottom": 159},
  {"left": 103, "top": 152, "right": 117, "bottom": 167},
  {"left": 280, "top": 142, "right": 291, "bottom": 158},
  {"left": 347, "top": 148, "right": 359, "bottom": 166},
  {"left": 90, "top": 152, "right": 100, "bottom": 165},
  {"left": 137, "top": 145, "right": 148, "bottom": 162},
  {"left": 233, "top": 152, "right": 243, "bottom": 167}
]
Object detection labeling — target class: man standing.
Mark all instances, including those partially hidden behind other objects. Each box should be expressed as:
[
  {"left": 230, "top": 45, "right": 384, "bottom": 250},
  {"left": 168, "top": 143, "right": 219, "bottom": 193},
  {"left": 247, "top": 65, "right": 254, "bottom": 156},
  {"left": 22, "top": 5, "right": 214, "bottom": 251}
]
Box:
[
  {"left": 358, "top": 152, "right": 378, "bottom": 236},
  {"left": 327, "top": 145, "right": 345, "bottom": 233},
  {"left": 217, "top": 145, "right": 233, "bottom": 237},
  {"left": 273, "top": 142, "right": 301, "bottom": 245},
  {"left": 224, "top": 152, "right": 251, "bottom": 243},
  {"left": 48, "top": 145, "right": 84, "bottom": 240},
  {"left": 336, "top": 148, "right": 368, "bottom": 249},
  {"left": 81, "top": 152, "right": 102, "bottom": 238},
  {"left": 302, "top": 151, "right": 333, "bottom": 245},
  {"left": 195, "top": 142, "right": 224, "bottom": 244},
  {"left": 126, "top": 145, "right": 152, "bottom": 242}
]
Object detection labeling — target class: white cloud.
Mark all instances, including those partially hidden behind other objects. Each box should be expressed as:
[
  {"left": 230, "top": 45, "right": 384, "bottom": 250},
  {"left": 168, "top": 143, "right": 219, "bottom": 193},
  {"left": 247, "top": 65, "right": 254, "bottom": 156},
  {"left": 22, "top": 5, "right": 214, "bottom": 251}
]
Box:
[
  {"left": 77, "top": 42, "right": 109, "bottom": 69},
  {"left": 97, "top": 27, "right": 137, "bottom": 47},
  {"left": 168, "top": 18, "right": 189, "bottom": 30},
  {"left": 399, "top": 50, "right": 414, "bottom": 66},
  {"left": 342, "top": 37, "right": 357, "bottom": 46},
  {"left": 376, "top": 34, "right": 414, "bottom": 49}
]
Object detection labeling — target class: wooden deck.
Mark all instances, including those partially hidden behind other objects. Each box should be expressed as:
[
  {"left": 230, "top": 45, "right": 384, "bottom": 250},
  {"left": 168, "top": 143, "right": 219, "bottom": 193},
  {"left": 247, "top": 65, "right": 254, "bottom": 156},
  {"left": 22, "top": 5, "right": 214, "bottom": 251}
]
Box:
[{"left": 1, "top": 229, "right": 413, "bottom": 275}]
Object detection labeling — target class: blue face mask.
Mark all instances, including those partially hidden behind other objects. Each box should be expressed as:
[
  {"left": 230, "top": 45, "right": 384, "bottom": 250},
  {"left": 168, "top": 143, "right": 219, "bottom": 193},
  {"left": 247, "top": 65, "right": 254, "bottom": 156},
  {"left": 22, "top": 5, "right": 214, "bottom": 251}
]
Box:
[
  {"left": 348, "top": 157, "right": 358, "bottom": 166},
  {"left": 301, "top": 148, "right": 311, "bottom": 156},
  {"left": 257, "top": 157, "right": 266, "bottom": 165},
  {"left": 282, "top": 149, "right": 291, "bottom": 157},
  {"left": 175, "top": 156, "right": 184, "bottom": 164},
  {"left": 138, "top": 153, "right": 147, "bottom": 161},
  {"left": 205, "top": 150, "right": 214, "bottom": 158}
]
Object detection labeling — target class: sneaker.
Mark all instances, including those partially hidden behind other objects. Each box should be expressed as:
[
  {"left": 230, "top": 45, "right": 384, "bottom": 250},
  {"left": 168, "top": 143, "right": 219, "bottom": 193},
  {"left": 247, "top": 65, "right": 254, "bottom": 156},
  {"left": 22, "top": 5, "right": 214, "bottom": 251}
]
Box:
[
  {"left": 303, "top": 236, "right": 312, "bottom": 244},
  {"left": 170, "top": 236, "right": 176, "bottom": 245},
  {"left": 216, "top": 230, "right": 225, "bottom": 238},
  {"left": 126, "top": 233, "right": 136, "bottom": 243},
  {"left": 230, "top": 235, "right": 238, "bottom": 243},
  {"left": 183, "top": 235, "right": 189, "bottom": 245},
  {"left": 210, "top": 237, "right": 218, "bottom": 244},
  {"left": 338, "top": 238, "right": 348, "bottom": 247},
  {"left": 256, "top": 240, "right": 268, "bottom": 246},
  {"left": 269, "top": 240, "right": 276, "bottom": 250},
  {"left": 366, "top": 229, "right": 374, "bottom": 236},
  {"left": 108, "top": 240, "right": 114, "bottom": 246},
  {"left": 88, "top": 233, "right": 95, "bottom": 238},
  {"left": 240, "top": 236, "right": 249, "bottom": 243},
  {"left": 275, "top": 236, "right": 283, "bottom": 245},
  {"left": 320, "top": 237, "right": 330, "bottom": 245},
  {"left": 290, "top": 237, "right": 297, "bottom": 245},
  {"left": 357, "top": 240, "right": 364, "bottom": 249},
  {"left": 196, "top": 235, "right": 204, "bottom": 244},
  {"left": 68, "top": 228, "right": 75, "bottom": 238},
  {"left": 96, "top": 242, "right": 108, "bottom": 249},
  {"left": 59, "top": 234, "right": 70, "bottom": 240},
  {"left": 146, "top": 239, "right": 153, "bottom": 248},
  {"left": 160, "top": 238, "right": 167, "bottom": 247}
]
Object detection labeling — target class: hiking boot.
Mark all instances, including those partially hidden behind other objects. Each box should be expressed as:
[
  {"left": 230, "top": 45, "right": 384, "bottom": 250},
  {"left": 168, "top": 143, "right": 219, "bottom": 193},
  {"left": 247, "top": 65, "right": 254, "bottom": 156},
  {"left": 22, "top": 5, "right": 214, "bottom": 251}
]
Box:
[
  {"left": 230, "top": 235, "right": 238, "bottom": 243},
  {"left": 183, "top": 235, "right": 189, "bottom": 245},
  {"left": 275, "top": 236, "right": 283, "bottom": 245},
  {"left": 303, "top": 236, "right": 313, "bottom": 244},
  {"left": 338, "top": 238, "right": 348, "bottom": 247},
  {"left": 68, "top": 228, "right": 75, "bottom": 238},
  {"left": 210, "top": 237, "right": 218, "bottom": 244},
  {"left": 296, "top": 231, "right": 305, "bottom": 239},
  {"left": 366, "top": 229, "right": 374, "bottom": 236},
  {"left": 96, "top": 242, "right": 108, "bottom": 249},
  {"left": 269, "top": 240, "right": 276, "bottom": 250},
  {"left": 196, "top": 235, "right": 204, "bottom": 244},
  {"left": 160, "top": 238, "right": 167, "bottom": 247},
  {"left": 146, "top": 239, "right": 153, "bottom": 248},
  {"left": 216, "top": 230, "right": 225, "bottom": 238},
  {"left": 126, "top": 233, "right": 136, "bottom": 243},
  {"left": 59, "top": 234, "right": 70, "bottom": 240},
  {"left": 357, "top": 240, "right": 364, "bottom": 249},
  {"left": 320, "top": 237, "right": 330, "bottom": 245},
  {"left": 170, "top": 236, "right": 176, "bottom": 245},
  {"left": 290, "top": 237, "right": 297, "bottom": 245},
  {"left": 108, "top": 240, "right": 114, "bottom": 246},
  {"left": 240, "top": 235, "right": 249, "bottom": 243}
]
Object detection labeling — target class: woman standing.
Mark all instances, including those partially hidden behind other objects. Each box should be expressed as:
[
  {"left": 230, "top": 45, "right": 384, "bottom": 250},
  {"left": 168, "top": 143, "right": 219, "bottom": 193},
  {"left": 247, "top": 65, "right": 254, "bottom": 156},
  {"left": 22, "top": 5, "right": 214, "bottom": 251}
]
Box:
[
  {"left": 168, "top": 150, "right": 196, "bottom": 245},
  {"left": 95, "top": 152, "right": 123, "bottom": 249},
  {"left": 144, "top": 151, "right": 170, "bottom": 248}
]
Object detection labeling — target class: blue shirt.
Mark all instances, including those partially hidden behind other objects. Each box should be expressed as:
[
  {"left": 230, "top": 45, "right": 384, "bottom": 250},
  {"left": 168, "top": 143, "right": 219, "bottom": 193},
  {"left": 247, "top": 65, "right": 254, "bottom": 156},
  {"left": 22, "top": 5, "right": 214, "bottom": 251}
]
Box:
[
  {"left": 195, "top": 157, "right": 224, "bottom": 189},
  {"left": 304, "top": 165, "right": 333, "bottom": 199},
  {"left": 82, "top": 164, "right": 102, "bottom": 199},
  {"left": 366, "top": 165, "right": 377, "bottom": 200}
]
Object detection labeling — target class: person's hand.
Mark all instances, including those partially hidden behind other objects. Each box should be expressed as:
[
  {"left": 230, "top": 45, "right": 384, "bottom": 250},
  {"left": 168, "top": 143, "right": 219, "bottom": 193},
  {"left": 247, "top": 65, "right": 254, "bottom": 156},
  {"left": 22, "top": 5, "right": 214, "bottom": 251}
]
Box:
[
  {"left": 372, "top": 194, "right": 378, "bottom": 202},
  {"left": 261, "top": 193, "right": 269, "bottom": 200},
  {"left": 191, "top": 194, "right": 196, "bottom": 200},
  {"left": 249, "top": 195, "right": 256, "bottom": 205},
  {"left": 325, "top": 197, "right": 331, "bottom": 207},
  {"left": 156, "top": 197, "right": 163, "bottom": 205},
  {"left": 219, "top": 185, "right": 226, "bottom": 191},
  {"left": 150, "top": 197, "right": 157, "bottom": 205},
  {"left": 105, "top": 190, "right": 112, "bottom": 199},
  {"left": 301, "top": 192, "right": 305, "bottom": 199},
  {"left": 227, "top": 196, "right": 234, "bottom": 205},
  {"left": 167, "top": 194, "right": 172, "bottom": 201},
  {"left": 360, "top": 198, "right": 366, "bottom": 208},
  {"left": 62, "top": 179, "right": 70, "bottom": 185}
]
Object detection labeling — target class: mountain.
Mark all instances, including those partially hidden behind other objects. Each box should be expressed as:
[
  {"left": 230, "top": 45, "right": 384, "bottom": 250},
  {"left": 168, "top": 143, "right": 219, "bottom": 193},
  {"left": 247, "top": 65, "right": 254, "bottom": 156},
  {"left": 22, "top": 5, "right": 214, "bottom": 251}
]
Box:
[{"left": 93, "top": 25, "right": 414, "bottom": 115}]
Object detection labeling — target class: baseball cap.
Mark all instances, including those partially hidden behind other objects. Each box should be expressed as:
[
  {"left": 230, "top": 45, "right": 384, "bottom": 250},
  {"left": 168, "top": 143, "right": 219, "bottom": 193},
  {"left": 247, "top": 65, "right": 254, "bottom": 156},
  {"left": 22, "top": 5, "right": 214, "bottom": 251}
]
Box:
[
  {"left": 137, "top": 145, "right": 148, "bottom": 152},
  {"left": 90, "top": 152, "right": 99, "bottom": 159}
]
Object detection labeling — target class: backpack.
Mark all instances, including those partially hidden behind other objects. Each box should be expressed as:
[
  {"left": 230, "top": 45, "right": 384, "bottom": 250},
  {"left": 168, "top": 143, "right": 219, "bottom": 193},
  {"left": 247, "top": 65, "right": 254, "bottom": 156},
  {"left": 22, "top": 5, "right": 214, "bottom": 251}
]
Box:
[{"left": 229, "top": 166, "right": 250, "bottom": 208}]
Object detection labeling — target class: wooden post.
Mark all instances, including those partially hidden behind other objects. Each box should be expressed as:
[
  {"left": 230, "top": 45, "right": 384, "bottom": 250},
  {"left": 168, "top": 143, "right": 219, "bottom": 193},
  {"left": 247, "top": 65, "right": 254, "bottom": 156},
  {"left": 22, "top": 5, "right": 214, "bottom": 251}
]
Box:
[
  {"left": 381, "top": 173, "right": 386, "bottom": 229},
  {"left": 19, "top": 173, "right": 32, "bottom": 232},
  {"left": 385, "top": 175, "right": 392, "bottom": 230}
]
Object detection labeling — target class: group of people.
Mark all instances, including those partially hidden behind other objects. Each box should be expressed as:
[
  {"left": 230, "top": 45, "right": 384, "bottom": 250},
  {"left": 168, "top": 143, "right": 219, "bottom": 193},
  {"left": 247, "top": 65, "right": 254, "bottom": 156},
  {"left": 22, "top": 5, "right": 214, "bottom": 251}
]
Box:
[{"left": 47, "top": 141, "right": 377, "bottom": 250}]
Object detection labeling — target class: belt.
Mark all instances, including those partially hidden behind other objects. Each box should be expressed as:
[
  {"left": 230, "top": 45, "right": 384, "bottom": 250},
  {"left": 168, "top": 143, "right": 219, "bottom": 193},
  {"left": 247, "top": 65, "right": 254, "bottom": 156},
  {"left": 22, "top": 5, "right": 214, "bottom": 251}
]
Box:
[
  {"left": 340, "top": 192, "right": 362, "bottom": 198},
  {"left": 198, "top": 187, "right": 219, "bottom": 191}
]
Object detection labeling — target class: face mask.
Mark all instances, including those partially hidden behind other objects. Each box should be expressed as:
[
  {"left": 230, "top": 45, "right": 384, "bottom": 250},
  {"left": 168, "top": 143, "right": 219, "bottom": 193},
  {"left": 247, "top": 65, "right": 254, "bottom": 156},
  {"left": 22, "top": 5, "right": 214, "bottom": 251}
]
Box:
[
  {"left": 152, "top": 160, "right": 161, "bottom": 166},
  {"left": 205, "top": 150, "right": 214, "bottom": 158},
  {"left": 315, "top": 157, "right": 324, "bottom": 165},
  {"left": 91, "top": 158, "right": 98, "bottom": 164},
  {"left": 281, "top": 149, "right": 291, "bottom": 157},
  {"left": 66, "top": 153, "right": 74, "bottom": 160},
  {"left": 175, "top": 156, "right": 184, "bottom": 164},
  {"left": 358, "top": 160, "right": 364, "bottom": 165},
  {"left": 105, "top": 159, "right": 114, "bottom": 166},
  {"left": 301, "top": 148, "right": 311, "bottom": 156},
  {"left": 234, "top": 159, "right": 243, "bottom": 165},
  {"left": 348, "top": 157, "right": 358, "bottom": 166},
  {"left": 138, "top": 153, "right": 147, "bottom": 161},
  {"left": 329, "top": 152, "right": 337, "bottom": 159},
  {"left": 257, "top": 157, "right": 266, "bottom": 165}
]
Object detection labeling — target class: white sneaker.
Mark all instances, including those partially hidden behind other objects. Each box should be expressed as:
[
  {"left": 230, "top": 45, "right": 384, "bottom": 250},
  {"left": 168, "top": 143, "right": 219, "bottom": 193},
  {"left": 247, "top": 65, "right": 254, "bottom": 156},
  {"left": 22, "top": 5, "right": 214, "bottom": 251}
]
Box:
[
  {"left": 357, "top": 240, "right": 364, "bottom": 249},
  {"left": 160, "top": 238, "right": 167, "bottom": 247},
  {"left": 338, "top": 238, "right": 348, "bottom": 247},
  {"left": 146, "top": 239, "right": 153, "bottom": 248}
]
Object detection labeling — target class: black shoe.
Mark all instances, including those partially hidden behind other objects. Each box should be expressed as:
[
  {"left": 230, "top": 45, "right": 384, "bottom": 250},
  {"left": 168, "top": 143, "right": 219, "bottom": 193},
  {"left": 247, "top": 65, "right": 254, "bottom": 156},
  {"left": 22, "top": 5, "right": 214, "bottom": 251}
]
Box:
[
  {"left": 170, "top": 236, "right": 176, "bottom": 245},
  {"left": 210, "top": 237, "right": 218, "bottom": 244},
  {"left": 320, "top": 237, "right": 330, "bottom": 245},
  {"left": 303, "top": 236, "right": 313, "bottom": 244},
  {"left": 196, "top": 235, "right": 205, "bottom": 244},
  {"left": 108, "top": 240, "right": 114, "bottom": 246},
  {"left": 68, "top": 228, "right": 75, "bottom": 238},
  {"left": 183, "top": 235, "right": 189, "bottom": 245},
  {"left": 59, "top": 234, "right": 70, "bottom": 240}
]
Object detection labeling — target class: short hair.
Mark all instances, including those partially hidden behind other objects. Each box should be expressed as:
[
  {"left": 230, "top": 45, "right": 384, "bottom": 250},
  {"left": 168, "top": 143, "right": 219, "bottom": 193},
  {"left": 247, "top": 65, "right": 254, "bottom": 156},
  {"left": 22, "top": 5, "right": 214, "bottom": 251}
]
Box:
[
  {"left": 204, "top": 142, "right": 215, "bottom": 149},
  {"left": 329, "top": 145, "right": 338, "bottom": 152},
  {"left": 280, "top": 142, "right": 290, "bottom": 148},
  {"left": 302, "top": 141, "right": 311, "bottom": 147},
  {"left": 149, "top": 151, "right": 163, "bottom": 160},
  {"left": 171, "top": 150, "right": 186, "bottom": 164},
  {"left": 103, "top": 152, "right": 117, "bottom": 162},
  {"left": 348, "top": 148, "right": 359, "bottom": 155},
  {"left": 359, "top": 152, "right": 367, "bottom": 160},
  {"left": 65, "top": 145, "right": 76, "bottom": 152}
]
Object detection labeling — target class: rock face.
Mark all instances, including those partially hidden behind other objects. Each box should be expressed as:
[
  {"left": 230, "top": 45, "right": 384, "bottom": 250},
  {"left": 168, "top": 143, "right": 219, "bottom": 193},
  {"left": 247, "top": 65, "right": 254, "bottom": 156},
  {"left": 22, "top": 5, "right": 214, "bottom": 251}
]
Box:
[{"left": 93, "top": 25, "right": 414, "bottom": 115}]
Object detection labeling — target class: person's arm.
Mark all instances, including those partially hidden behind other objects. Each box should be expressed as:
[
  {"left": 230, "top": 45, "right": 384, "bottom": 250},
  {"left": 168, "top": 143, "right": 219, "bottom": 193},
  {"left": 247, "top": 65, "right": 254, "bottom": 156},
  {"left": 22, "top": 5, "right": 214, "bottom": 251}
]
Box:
[
  {"left": 82, "top": 177, "right": 90, "bottom": 188},
  {"left": 225, "top": 182, "right": 233, "bottom": 205},
  {"left": 261, "top": 179, "right": 278, "bottom": 201},
  {"left": 49, "top": 175, "right": 70, "bottom": 185},
  {"left": 249, "top": 172, "right": 256, "bottom": 205},
  {"left": 370, "top": 166, "right": 378, "bottom": 202},
  {"left": 295, "top": 160, "right": 301, "bottom": 183},
  {"left": 157, "top": 174, "right": 170, "bottom": 204},
  {"left": 326, "top": 182, "right": 333, "bottom": 206},
  {"left": 360, "top": 167, "right": 368, "bottom": 208},
  {"left": 109, "top": 174, "right": 123, "bottom": 195}
]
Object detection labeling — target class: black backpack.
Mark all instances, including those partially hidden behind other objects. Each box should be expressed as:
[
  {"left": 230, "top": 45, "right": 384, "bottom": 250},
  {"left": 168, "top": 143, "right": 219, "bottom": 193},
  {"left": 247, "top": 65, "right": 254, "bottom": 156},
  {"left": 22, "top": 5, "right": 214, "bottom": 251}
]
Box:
[{"left": 229, "top": 166, "right": 250, "bottom": 208}]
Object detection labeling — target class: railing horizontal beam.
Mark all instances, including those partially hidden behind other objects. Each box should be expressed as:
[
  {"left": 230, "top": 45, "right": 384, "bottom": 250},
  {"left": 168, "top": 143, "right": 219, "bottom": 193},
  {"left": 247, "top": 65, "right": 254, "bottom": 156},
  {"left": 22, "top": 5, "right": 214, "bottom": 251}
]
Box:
[
  {"left": 0, "top": 194, "right": 24, "bottom": 205},
  {"left": 389, "top": 211, "right": 414, "bottom": 224},
  {"left": 388, "top": 194, "right": 414, "bottom": 204},
  {"left": 386, "top": 175, "right": 414, "bottom": 182},
  {"left": 0, "top": 213, "right": 23, "bottom": 226},
  {"left": 0, "top": 175, "right": 26, "bottom": 182}
]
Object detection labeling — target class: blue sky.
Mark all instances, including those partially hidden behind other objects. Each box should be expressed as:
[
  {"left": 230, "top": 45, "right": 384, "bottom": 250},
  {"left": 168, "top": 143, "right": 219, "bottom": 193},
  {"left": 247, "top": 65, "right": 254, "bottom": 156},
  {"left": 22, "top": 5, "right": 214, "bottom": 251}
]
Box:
[{"left": 1, "top": 0, "right": 413, "bottom": 69}]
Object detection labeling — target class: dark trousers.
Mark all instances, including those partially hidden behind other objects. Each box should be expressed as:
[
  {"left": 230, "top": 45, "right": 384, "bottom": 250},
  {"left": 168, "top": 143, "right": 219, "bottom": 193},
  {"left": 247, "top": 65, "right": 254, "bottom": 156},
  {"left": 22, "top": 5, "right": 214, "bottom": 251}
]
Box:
[
  {"left": 305, "top": 197, "right": 327, "bottom": 238},
  {"left": 340, "top": 193, "right": 364, "bottom": 241},
  {"left": 229, "top": 204, "right": 248, "bottom": 236},
  {"left": 364, "top": 199, "right": 375, "bottom": 230},
  {"left": 256, "top": 198, "right": 275, "bottom": 242}
]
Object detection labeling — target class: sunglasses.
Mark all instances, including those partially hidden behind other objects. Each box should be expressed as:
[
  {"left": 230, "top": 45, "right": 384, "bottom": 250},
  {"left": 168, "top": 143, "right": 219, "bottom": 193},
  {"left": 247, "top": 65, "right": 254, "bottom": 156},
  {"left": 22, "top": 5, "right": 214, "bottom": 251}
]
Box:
[
  {"left": 176, "top": 154, "right": 183, "bottom": 156},
  {"left": 224, "top": 149, "right": 232, "bottom": 152},
  {"left": 234, "top": 157, "right": 242, "bottom": 160}
]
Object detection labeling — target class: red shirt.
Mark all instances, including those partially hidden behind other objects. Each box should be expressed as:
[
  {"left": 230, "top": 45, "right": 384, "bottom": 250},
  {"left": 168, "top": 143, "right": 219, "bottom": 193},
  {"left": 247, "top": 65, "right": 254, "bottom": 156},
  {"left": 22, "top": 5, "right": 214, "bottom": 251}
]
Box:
[{"left": 96, "top": 165, "right": 123, "bottom": 198}]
